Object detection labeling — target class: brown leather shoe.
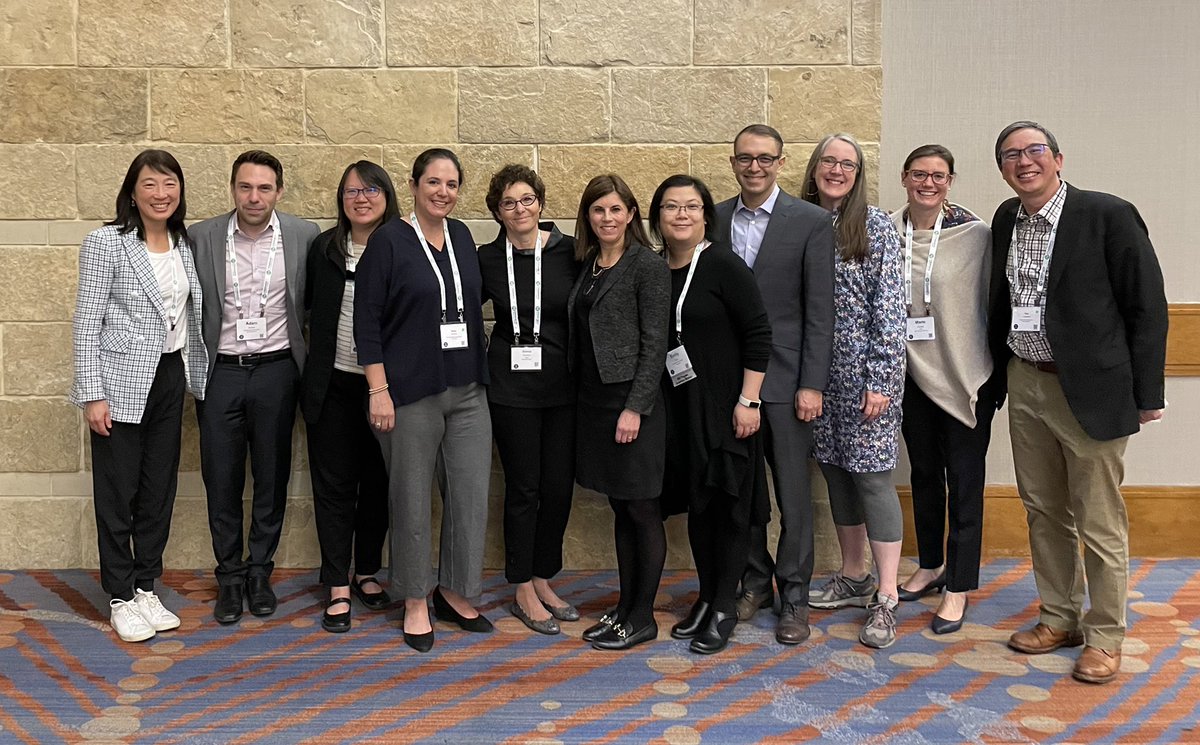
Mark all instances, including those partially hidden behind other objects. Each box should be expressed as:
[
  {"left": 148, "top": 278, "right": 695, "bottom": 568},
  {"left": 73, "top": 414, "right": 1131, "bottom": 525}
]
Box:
[
  {"left": 775, "top": 603, "right": 810, "bottom": 645},
  {"left": 1007, "top": 623, "right": 1085, "bottom": 654},
  {"left": 735, "top": 589, "right": 773, "bottom": 622},
  {"left": 1072, "top": 646, "right": 1121, "bottom": 684}
]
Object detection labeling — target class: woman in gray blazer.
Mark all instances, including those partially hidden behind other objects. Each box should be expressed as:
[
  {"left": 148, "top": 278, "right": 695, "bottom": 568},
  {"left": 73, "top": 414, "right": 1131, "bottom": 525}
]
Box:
[
  {"left": 569, "top": 174, "right": 670, "bottom": 651},
  {"left": 70, "top": 150, "right": 208, "bottom": 643}
]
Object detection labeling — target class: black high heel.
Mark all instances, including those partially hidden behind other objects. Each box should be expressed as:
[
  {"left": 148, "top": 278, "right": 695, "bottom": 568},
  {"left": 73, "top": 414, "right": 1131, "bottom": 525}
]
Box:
[
  {"left": 931, "top": 595, "right": 968, "bottom": 635},
  {"left": 897, "top": 571, "right": 946, "bottom": 601}
]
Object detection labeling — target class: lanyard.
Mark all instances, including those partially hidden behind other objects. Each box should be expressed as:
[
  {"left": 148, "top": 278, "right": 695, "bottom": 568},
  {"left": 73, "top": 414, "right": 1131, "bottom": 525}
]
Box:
[
  {"left": 166, "top": 238, "right": 181, "bottom": 329},
  {"left": 410, "top": 213, "right": 464, "bottom": 322},
  {"left": 505, "top": 230, "right": 543, "bottom": 344},
  {"left": 1009, "top": 214, "right": 1060, "bottom": 299},
  {"left": 226, "top": 212, "right": 280, "bottom": 319},
  {"left": 674, "top": 242, "right": 708, "bottom": 344},
  {"left": 904, "top": 210, "right": 944, "bottom": 309}
]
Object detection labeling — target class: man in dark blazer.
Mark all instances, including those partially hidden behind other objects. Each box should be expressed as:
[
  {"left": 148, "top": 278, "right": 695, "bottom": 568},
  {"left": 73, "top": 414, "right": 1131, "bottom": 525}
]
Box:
[
  {"left": 986, "top": 121, "right": 1167, "bottom": 685},
  {"left": 189, "top": 151, "right": 320, "bottom": 624},
  {"left": 715, "top": 124, "right": 835, "bottom": 644}
]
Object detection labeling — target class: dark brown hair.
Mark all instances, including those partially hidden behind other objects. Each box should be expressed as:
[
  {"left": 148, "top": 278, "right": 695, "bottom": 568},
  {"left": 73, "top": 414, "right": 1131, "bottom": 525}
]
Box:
[
  {"left": 903, "top": 144, "right": 956, "bottom": 173},
  {"left": 573, "top": 174, "right": 652, "bottom": 262},
  {"left": 230, "top": 149, "right": 284, "bottom": 189},
  {"left": 485, "top": 164, "right": 545, "bottom": 225},
  {"left": 110, "top": 149, "right": 189, "bottom": 247}
]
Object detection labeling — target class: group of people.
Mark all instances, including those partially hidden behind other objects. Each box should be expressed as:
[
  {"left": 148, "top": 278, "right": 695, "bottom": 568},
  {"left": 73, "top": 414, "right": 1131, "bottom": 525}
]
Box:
[{"left": 71, "top": 120, "right": 1168, "bottom": 685}]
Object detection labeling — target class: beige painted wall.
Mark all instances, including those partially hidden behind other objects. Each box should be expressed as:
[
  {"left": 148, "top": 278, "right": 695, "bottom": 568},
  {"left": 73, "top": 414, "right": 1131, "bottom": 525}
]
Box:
[
  {"left": 0, "top": 0, "right": 882, "bottom": 569},
  {"left": 882, "top": 0, "right": 1200, "bottom": 488}
]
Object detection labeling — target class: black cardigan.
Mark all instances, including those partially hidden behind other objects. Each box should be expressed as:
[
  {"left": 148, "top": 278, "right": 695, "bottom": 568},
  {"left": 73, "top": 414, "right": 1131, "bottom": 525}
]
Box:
[{"left": 299, "top": 228, "right": 355, "bottom": 423}]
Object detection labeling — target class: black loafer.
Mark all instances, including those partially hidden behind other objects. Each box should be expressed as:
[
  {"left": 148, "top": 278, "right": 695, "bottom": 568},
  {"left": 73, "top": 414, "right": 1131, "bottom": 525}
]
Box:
[
  {"left": 322, "top": 597, "right": 351, "bottom": 633},
  {"left": 671, "top": 600, "right": 711, "bottom": 639},
  {"left": 591, "top": 621, "right": 658, "bottom": 651},
  {"left": 351, "top": 577, "right": 392, "bottom": 611},
  {"left": 214, "top": 582, "right": 244, "bottom": 624},
  {"left": 897, "top": 571, "right": 946, "bottom": 602},
  {"left": 582, "top": 611, "right": 619, "bottom": 642},
  {"left": 246, "top": 576, "right": 277, "bottom": 617},
  {"left": 432, "top": 587, "right": 493, "bottom": 633},
  {"left": 690, "top": 610, "right": 736, "bottom": 655},
  {"left": 931, "top": 595, "right": 968, "bottom": 635}
]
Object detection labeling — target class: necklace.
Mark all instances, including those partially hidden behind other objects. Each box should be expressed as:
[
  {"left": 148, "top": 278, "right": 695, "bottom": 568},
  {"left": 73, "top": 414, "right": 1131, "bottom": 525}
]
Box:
[{"left": 585, "top": 259, "right": 613, "bottom": 295}]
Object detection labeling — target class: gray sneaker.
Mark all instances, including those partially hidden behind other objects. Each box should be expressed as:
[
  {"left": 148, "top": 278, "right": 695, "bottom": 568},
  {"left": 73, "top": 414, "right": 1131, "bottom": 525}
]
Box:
[
  {"left": 808, "top": 572, "right": 878, "bottom": 609},
  {"left": 859, "top": 593, "right": 899, "bottom": 649}
]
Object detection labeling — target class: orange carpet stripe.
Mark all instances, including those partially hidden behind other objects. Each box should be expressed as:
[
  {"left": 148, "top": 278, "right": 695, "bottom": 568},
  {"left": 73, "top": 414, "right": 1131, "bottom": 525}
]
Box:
[
  {"left": 0, "top": 666, "right": 75, "bottom": 742},
  {"left": 0, "top": 694, "right": 41, "bottom": 745}
]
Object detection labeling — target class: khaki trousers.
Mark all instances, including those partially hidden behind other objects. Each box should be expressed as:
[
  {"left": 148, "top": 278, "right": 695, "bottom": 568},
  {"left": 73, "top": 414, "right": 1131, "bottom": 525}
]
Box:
[{"left": 1007, "top": 358, "right": 1129, "bottom": 651}]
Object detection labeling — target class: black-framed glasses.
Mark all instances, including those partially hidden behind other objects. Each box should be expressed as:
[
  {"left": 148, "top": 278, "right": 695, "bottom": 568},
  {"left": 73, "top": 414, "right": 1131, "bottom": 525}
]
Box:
[
  {"left": 499, "top": 194, "right": 539, "bottom": 212},
  {"left": 906, "top": 170, "right": 950, "bottom": 185},
  {"left": 343, "top": 186, "right": 382, "bottom": 199},
  {"left": 819, "top": 156, "right": 859, "bottom": 173},
  {"left": 1000, "top": 143, "right": 1052, "bottom": 162},
  {"left": 734, "top": 154, "right": 782, "bottom": 167}
]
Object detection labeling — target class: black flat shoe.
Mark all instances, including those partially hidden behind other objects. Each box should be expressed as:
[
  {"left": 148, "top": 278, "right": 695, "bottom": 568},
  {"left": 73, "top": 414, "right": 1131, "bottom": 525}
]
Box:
[
  {"left": 213, "top": 582, "right": 244, "bottom": 624},
  {"left": 582, "top": 611, "right": 619, "bottom": 642},
  {"left": 351, "top": 577, "right": 392, "bottom": 611},
  {"left": 592, "top": 621, "right": 658, "bottom": 651},
  {"left": 432, "top": 587, "right": 493, "bottom": 633},
  {"left": 404, "top": 628, "right": 434, "bottom": 653},
  {"left": 897, "top": 571, "right": 946, "bottom": 602},
  {"left": 322, "top": 597, "right": 351, "bottom": 633},
  {"left": 671, "top": 600, "right": 711, "bottom": 640},
  {"left": 690, "top": 610, "right": 736, "bottom": 655},
  {"left": 931, "top": 595, "right": 968, "bottom": 635},
  {"left": 246, "top": 576, "right": 277, "bottom": 617}
]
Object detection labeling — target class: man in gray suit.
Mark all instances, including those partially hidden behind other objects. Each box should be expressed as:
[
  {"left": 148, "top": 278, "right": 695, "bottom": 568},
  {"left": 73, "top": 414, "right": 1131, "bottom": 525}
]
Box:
[
  {"left": 715, "top": 125, "right": 835, "bottom": 644},
  {"left": 189, "top": 151, "right": 320, "bottom": 624}
]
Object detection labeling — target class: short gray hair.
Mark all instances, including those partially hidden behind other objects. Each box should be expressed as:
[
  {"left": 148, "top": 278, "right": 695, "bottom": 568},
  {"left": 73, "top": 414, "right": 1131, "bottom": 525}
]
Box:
[{"left": 994, "top": 120, "right": 1060, "bottom": 168}]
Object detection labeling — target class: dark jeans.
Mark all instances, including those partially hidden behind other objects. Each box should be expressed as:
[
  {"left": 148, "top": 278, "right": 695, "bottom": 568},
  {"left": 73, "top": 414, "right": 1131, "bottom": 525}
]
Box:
[
  {"left": 196, "top": 356, "right": 298, "bottom": 586},
  {"left": 900, "top": 375, "right": 994, "bottom": 592},
  {"left": 489, "top": 402, "right": 576, "bottom": 584},
  {"left": 90, "top": 351, "right": 185, "bottom": 600},
  {"left": 308, "top": 369, "right": 389, "bottom": 588}
]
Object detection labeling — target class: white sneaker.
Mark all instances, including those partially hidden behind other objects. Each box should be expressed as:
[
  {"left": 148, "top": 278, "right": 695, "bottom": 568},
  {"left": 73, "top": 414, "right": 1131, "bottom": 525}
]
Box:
[
  {"left": 110, "top": 598, "right": 156, "bottom": 642},
  {"left": 134, "top": 588, "right": 181, "bottom": 632}
]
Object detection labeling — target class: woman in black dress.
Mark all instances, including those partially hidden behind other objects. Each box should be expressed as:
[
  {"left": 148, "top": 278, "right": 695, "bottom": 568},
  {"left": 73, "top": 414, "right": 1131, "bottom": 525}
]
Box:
[
  {"left": 569, "top": 174, "right": 670, "bottom": 651},
  {"left": 478, "top": 164, "right": 581, "bottom": 635},
  {"left": 650, "top": 175, "right": 772, "bottom": 654},
  {"left": 302, "top": 160, "right": 399, "bottom": 632}
]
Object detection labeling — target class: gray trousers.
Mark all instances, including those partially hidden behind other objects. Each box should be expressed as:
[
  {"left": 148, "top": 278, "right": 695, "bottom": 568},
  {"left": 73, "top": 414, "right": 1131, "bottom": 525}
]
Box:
[
  {"left": 376, "top": 383, "right": 491, "bottom": 599},
  {"left": 742, "top": 402, "right": 816, "bottom": 605},
  {"left": 819, "top": 463, "right": 903, "bottom": 543}
]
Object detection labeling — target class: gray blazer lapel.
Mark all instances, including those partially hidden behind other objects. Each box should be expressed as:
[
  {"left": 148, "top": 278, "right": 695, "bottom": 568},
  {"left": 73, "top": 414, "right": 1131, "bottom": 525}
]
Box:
[
  {"left": 123, "top": 232, "right": 169, "bottom": 321},
  {"left": 210, "top": 215, "right": 230, "bottom": 301},
  {"left": 280, "top": 214, "right": 304, "bottom": 316},
  {"left": 756, "top": 202, "right": 792, "bottom": 267},
  {"left": 592, "top": 244, "right": 638, "bottom": 304}
]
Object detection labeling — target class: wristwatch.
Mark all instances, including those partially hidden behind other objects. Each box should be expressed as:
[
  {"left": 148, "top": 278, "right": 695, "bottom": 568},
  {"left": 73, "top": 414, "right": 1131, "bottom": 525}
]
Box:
[{"left": 738, "top": 395, "right": 761, "bottom": 409}]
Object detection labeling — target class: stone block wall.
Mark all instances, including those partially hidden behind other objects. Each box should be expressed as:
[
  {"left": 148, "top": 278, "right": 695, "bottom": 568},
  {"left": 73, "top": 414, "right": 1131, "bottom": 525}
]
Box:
[{"left": 0, "top": 0, "right": 881, "bottom": 572}]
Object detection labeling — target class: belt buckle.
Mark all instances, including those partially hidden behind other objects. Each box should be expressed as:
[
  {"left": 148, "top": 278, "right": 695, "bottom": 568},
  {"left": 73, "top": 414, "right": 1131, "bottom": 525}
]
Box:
[{"left": 237, "top": 353, "right": 255, "bottom": 367}]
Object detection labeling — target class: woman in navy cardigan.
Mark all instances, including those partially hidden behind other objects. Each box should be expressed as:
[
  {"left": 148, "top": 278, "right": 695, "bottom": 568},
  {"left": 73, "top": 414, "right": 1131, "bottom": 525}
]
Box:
[{"left": 355, "top": 149, "right": 492, "bottom": 653}]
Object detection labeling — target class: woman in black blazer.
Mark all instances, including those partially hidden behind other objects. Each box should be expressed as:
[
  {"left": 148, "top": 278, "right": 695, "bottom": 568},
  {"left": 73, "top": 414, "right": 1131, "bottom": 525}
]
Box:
[
  {"left": 570, "top": 174, "right": 670, "bottom": 651},
  {"left": 301, "top": 160, "right": 399, "bottom": 632}
]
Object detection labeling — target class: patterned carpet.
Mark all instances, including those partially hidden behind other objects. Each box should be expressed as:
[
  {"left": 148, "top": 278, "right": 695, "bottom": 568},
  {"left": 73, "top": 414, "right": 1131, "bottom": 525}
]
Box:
[{"left": 0, "top": 560, "right": 1198, "bottom": 744}]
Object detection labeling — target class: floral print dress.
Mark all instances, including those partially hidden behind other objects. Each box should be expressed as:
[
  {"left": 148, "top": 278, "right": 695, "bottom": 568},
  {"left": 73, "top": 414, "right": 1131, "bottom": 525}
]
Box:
[{"left": 813, "top": 205, "right": 906, "bottom": 473}]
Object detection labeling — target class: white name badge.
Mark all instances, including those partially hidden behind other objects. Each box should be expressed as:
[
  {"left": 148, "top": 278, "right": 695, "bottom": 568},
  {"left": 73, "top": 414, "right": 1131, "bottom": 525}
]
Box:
[
  {"left": 665, "top": 345, "right": 697, "bottom": 387},
  {"left": 440, "top": 322, "right": 469, "bottom": 350},
  {"left": 1012, "top": 306, "right": 1043, "bottom": 332},
  {"left": 236, "top": 317, "right": 267, "bottom": 341},
  {"left": 510, "top": 344, "right": 543, "bottom": 372},
  {"left": 906, "top": 316, "right": 936, "bottom": 341}
]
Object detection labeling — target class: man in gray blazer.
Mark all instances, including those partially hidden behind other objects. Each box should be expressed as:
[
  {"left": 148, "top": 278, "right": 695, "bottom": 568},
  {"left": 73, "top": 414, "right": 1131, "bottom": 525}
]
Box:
[
  {"left": 715, "top": 125, "right": 835, "bottom": 644},
  {"left": 188, "top": 151, "right": 320, "bottom": 624}
]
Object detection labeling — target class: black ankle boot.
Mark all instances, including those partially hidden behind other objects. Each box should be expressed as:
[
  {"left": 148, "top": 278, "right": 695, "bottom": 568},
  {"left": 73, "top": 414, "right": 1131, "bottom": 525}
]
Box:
[
  {"left": 690, "top": 610, "right": 736, "bottom": 654},
  {"left": 671, "top": 600, "right": 711, "bottom": 639}
]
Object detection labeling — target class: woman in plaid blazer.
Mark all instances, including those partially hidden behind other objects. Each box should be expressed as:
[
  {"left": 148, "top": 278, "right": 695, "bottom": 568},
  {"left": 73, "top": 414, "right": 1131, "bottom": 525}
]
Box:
[{"left": 70, "top": 150, "right": 209, "bottom": 643}]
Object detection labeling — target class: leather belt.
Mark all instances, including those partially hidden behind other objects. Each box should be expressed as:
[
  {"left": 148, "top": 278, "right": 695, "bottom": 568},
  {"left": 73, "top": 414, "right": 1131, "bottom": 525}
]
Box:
[
  {"left": 1017, "top": 356, "right": 1059, "bottom": 375},
  {"left": 216, "top": 349, "right": 292, "bottom": 367}
]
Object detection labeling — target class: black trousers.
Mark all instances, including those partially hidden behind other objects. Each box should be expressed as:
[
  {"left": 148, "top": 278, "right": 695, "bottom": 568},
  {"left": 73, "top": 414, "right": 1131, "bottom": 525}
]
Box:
[
  {"left": 489, "top": 402, "right": 576, "bottom": 584},
  {"left": 196, "top": 356, "right": 298, "bottom": 586},
  {"left": 900, "top": 375, "right": 994, "bottom": 592},
  {"left": 308, "top": 369, "right": 389, "bottom": 588},
  {"left": 90, "top": 351, "right": 185, "bottom": 600}
]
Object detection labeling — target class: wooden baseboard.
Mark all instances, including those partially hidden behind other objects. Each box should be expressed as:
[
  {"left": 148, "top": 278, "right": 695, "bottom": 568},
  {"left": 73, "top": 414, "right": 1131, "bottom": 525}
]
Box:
[
  {"left": 1166, "top": 303, "right": 1200, "bottom": 376},
  {"left": 897, "top": 485, "right": 1200, "bottom": 558}
]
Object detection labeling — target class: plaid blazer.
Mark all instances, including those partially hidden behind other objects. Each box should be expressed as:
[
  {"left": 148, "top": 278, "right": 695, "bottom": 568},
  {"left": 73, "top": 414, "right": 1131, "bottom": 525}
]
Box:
[{"left": 70, "top": 224, "right": 209, "bottom": 423}]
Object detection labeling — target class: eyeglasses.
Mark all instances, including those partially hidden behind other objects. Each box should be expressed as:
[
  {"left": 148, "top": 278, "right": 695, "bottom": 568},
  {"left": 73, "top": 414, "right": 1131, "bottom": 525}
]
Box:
[
  {"left": 499, "top": 194, "right": 539, "bottom": 212},
  {"left": 819, "top": 156, "right": 859, "bottom": 173},
  {"left": 906, "top": 170, "right": 950, "bottom": 185},
  {"left": 734, "top": 154, "right": 782, "bottom": 167},
  {"left": 343, "top": 186, "right": 382, "bottom": 199},
  {"left": 661, "top": 203, "right": 703, "bottom": 215},
  {"left": 1000, "top": 143, "right": 1052, "bottom": 163}
]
